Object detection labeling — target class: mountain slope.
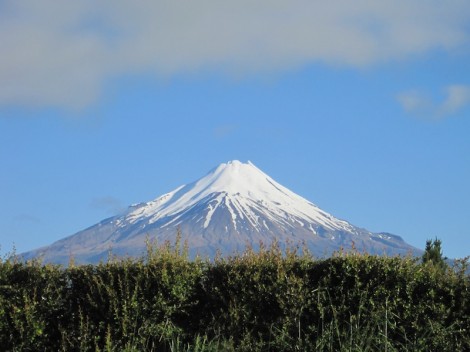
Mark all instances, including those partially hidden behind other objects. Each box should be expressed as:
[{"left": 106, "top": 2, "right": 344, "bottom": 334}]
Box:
[{"left": 23, "top": 161, "right": 420, "bottom": 264}]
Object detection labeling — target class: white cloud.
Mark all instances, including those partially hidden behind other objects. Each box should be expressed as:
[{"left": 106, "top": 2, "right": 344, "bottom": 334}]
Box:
[
  {"left": 396, "top": 91, "right": 432, "bottom": 114},
  {"left": 397, "top": 85, "right": 470, "bottom": 119},
  {"left": 439, "top": 85, "right": 470, "bottom": 115},
  {"left": 1, "top": 0, "right": 469, "bottom": 109}
]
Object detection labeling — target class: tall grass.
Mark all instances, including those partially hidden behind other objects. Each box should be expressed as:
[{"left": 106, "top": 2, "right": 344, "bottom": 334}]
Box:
[{"left": 0, "top": 241, "right": 468, "bottom": 351}]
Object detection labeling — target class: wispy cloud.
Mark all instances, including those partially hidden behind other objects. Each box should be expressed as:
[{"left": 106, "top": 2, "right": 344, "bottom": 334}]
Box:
[
  {"left": 214, "top": 124, "right": 238, "bottom": 139},
  {"left": 90, "top": 196, "right": 125, "bottom": 215},
  {"left": 439, "top": 85, "right": 470, "bottom": 116},
  {"left": 14, "top": 214, "right": 42, "bottom": 225},
  {"left": 1, "top": 0, "right": 469, "bottom": 109},
  {"left": 397, "top": 84, "right": 470, "bottom": 119},
  {"left": 396, "top": 90, "right": 432, "bottom": 115}
]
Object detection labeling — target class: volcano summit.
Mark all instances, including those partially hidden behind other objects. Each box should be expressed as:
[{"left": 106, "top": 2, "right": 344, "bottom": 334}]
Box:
[{"left": 23, "top": 160, "right": 419, "bottom": 264}]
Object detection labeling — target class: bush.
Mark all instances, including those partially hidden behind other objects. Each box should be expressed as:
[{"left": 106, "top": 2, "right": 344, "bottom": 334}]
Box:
[{"left": 0, "top": 243, "right": 468, "bottom": 351}]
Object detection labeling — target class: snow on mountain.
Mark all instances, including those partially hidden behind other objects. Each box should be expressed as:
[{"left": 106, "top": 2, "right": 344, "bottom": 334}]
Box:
[
  {"left": 22, "top": 160, "right": 420, "bottom": 264},
  {"left": 126, "top": 160, "right": 352, "bottom": 232}
]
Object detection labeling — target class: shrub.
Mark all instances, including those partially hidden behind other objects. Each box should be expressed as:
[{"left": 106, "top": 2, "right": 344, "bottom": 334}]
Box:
[{"left": 0, "top": 242, "right": 468, "bottom": 351}]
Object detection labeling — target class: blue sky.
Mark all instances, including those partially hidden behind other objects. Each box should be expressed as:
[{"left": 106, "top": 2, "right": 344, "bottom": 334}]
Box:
[{"left": 1, "top": 1, "right": 469, "bottom": 259}]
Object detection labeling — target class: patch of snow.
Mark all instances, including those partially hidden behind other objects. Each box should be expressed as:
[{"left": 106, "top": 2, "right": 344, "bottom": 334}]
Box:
[
  {"left": 121, "top": 160, "right": 355, "bottom": 234},
  {"left": 204, "top": 195, "right": 223, "bottom": 228}
]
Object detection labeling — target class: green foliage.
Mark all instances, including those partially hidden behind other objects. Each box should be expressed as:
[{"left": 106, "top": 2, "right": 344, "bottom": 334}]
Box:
[
  {"left": 422, "top": 237, "right": 448, "bottom": 271},
  {"left": 0, "top": 240, "right": 469, "bottom": 351}
]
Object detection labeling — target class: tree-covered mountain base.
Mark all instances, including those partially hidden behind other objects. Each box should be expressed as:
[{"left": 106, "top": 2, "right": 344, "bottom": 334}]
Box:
[{"left": 1, "top": 241, "right": 469, "bottom": 351}]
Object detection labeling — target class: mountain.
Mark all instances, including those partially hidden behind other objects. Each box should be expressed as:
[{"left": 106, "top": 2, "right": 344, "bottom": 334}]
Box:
[{"left": 22, "top": 160, "right": 420, "bottom": 264}]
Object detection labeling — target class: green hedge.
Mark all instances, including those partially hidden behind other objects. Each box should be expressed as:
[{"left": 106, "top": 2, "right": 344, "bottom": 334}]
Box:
[{"left": 1, "top": 244, "right": 469, "bottom": 351}]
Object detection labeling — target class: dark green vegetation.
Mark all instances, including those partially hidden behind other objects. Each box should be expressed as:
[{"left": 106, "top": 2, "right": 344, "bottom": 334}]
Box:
[
  {"left": 422, "top": 237, "right": 448, "bottom": 272},
  {"left": 1, "top": 241, "right": 469, "bottom": 351}
]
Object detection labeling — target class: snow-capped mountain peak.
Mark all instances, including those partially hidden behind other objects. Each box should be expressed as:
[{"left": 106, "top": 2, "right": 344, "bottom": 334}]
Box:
[
  {"left": 124, "top": 160, "right": 351, "bottom": 233},
  {"left": 23, "top": 160, "right": 420, "bottom": 264}
]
